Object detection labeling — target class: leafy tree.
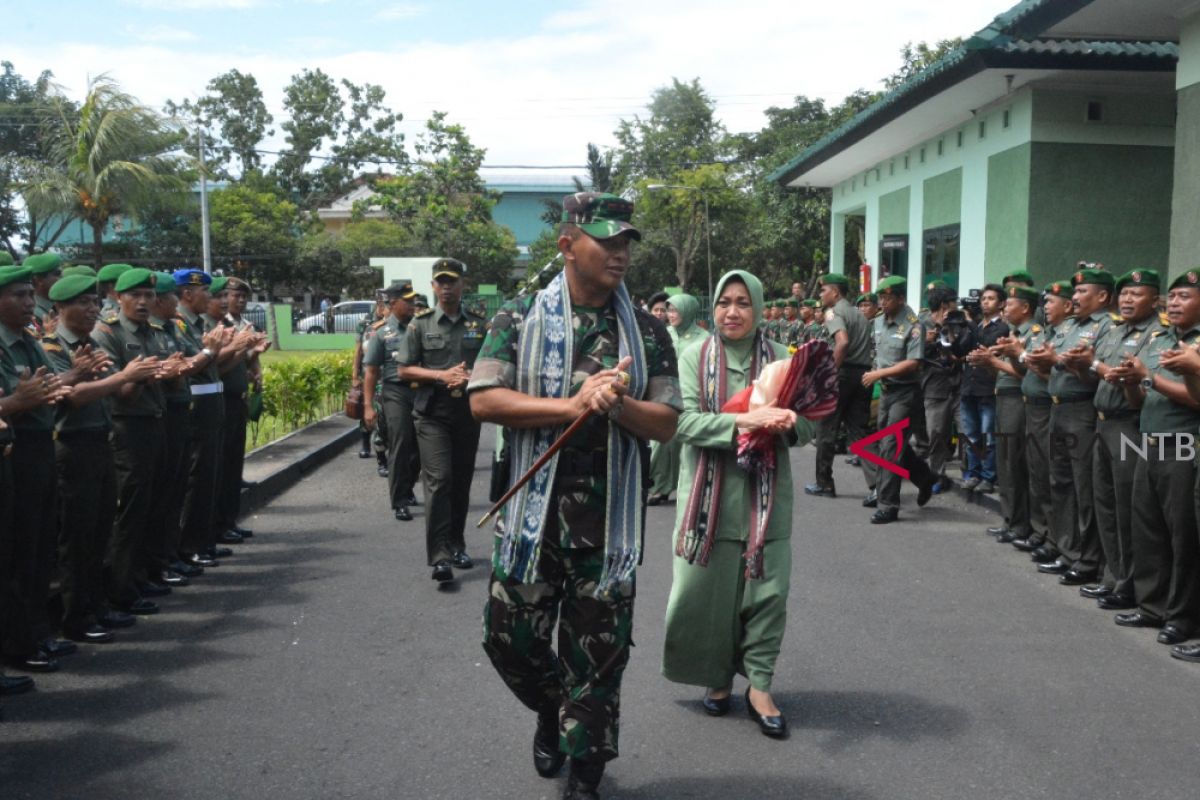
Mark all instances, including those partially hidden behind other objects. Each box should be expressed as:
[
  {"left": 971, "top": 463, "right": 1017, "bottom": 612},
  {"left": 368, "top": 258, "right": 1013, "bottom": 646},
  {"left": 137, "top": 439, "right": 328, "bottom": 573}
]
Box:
[
  {"left": 207, "top": 183, "right": 299, "bottom": 294},
  {"left": 0, "top": 61, "right": 63, "bottom": 256},
  {"left": 165, "top": 69, "right": 274, "bottom": 178},
  {"left": 22, "top": 75, "right": 189, "bottom": 267},
  {"left": 883, "top": 39, "right": 964, "bottom": 90},
  {"left": 298, "top": 218, "right": 410, "bottom": 298},
  {"left": 370, "top": 112, "right": 518, "bottom": 289}
]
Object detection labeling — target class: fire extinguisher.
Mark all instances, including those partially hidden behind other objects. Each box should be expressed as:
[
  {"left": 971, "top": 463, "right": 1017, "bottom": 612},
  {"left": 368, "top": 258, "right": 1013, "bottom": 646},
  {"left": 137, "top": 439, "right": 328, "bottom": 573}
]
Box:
[{"left": 859, "top": 263, "right": 872, "bottom": 294}]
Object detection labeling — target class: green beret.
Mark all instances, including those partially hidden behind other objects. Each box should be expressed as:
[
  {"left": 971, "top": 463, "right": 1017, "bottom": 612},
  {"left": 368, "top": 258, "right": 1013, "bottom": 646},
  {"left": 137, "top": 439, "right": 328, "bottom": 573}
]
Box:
[
  {"left": 22, "top": 252, "right": 63, "bottom": 275},
  {"left": 98, "top": 263, "right": 134, "bottom": 283},
  {"left": 154, "top": 272, "right": 178, "bottom": 294},
  {"left": 1168, "top": 269, "right": 1200, "bottom": 291},
  {"left": 855, "top": 293, "right": 878, "bottom": 305},
  {"left": 817, "top": 273, "right": 850, "bottom": 287},
  {"left": 48, "top": 274, "right": 98, "bottom": 302},
  {"left": 1115, "top": 269, "right": 1160, "bottom": 292},
  {"left": 62, "top": 265, "right": 98, "bottom": 278},
  {"left": 1071, "top": 267, "right": 1114, "bottom": 288},
  {"left": 0, "top": 265, "right": 33, "bottom": 289},
  {"left": 1002, "top": 269, "right": 1035, "bottom": 286},
  {"left": 924, "top": 279, "right": 949, "bottom": 295},
  {"left": 1044, "top": 280, "right": 1072, "bottom": 297},
  {"left": 208, "top": 276, "right": 229, "bottom": 294},
  {"left": 876, "top": 276, "right": 907, "bottom": 296},
  {"left": 785, "top": 298, "right": 799, "bottom": 308},
  {"left": 115, "top": 267, "right": 155, "bottom": 293},
  {"left": 0, "top": 251, "right": 13, "bottom": 266},
  {"left": 1006, "top": 285, "right": 1040, "bottom": 305},
  {"left": 802, "top": 298, "right": 820, "bottom": 309}
]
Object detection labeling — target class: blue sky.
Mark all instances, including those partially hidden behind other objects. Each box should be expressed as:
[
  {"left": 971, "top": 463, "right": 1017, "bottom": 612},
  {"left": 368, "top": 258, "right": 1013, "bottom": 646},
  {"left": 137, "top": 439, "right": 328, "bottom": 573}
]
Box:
[{"left": 5, "top": 0, "right": 1010, "bottom": 170}]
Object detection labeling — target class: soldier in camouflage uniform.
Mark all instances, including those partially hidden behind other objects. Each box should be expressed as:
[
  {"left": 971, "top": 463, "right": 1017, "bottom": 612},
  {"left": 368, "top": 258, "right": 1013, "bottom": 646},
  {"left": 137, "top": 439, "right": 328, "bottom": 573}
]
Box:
[{"left": 469, "top": 192, "right": 681, "bottom": 800}]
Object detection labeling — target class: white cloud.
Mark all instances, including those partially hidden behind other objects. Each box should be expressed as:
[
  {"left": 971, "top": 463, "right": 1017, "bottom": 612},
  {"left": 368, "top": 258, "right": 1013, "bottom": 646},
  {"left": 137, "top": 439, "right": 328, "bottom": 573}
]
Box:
[
  {"left": 126, "top": 23, "right": 198, "bottom": 43},
  {"left": 375, "top": 3, "right": 425, "bottom": 21},
  {"left": 12, "top": 0, "right": 1007, "bottom": 168},
  {"left": 123, "top": 0, "right": 265, "bottom": 9}
]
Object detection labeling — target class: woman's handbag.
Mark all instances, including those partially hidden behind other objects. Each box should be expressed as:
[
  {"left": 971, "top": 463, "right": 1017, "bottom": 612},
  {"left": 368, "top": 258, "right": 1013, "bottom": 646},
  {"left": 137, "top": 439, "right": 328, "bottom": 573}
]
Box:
[{"left": 344, "top": 384, "right": 364, "bottom": 420}]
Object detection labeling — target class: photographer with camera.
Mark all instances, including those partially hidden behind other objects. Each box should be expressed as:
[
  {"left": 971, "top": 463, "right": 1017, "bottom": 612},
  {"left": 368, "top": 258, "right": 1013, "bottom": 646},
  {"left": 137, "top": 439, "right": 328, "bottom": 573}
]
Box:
[
  {"left": 919, "top": 283, "right": 967, "bottom": 491},
  {"left": 959, "top": 284, "right": 1008, "bottom": 494}
]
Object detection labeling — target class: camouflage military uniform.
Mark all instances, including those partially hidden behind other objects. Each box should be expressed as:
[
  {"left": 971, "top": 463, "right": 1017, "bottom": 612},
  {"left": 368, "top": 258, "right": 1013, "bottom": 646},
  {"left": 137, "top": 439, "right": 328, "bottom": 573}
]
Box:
[{"left": 470, "top": 294, "right": 681, "bottom": 763}]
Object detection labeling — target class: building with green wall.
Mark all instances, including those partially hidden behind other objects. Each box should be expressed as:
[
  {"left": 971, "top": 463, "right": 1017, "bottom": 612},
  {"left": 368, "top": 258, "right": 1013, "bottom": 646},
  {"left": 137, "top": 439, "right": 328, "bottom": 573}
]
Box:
[{"left": 772, "top": 0, "right": 1197, "bottom": 304}]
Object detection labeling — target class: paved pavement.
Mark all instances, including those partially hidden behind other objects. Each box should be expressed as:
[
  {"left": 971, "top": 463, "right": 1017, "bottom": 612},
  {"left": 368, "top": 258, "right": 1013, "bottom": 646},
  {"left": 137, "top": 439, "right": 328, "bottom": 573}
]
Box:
[{"left": 3, "top": 425, "right": 1199, "bottom": 799}]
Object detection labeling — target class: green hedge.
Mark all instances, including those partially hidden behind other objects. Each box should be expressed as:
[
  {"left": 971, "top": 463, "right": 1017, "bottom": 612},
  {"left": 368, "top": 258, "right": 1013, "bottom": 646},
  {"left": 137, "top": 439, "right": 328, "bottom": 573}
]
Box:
[{"left": 260, "top": 351, "right": 353, "bottom": 430}]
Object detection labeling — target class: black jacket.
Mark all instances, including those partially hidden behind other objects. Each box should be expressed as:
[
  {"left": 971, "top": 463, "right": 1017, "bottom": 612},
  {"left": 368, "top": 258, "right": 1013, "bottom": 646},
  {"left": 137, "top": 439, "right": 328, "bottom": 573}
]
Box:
[{"left": 960, "top": 315, "right": 1008, "bottom": 397}]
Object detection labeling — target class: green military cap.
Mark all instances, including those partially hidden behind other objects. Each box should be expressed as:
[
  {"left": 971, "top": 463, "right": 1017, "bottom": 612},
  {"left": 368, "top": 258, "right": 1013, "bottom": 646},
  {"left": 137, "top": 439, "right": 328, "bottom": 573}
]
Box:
[
  {"left": 0, "top": 265, "right": 33, "bottom": 288},
  {"left": 1115, "top": 269, "right": 1160, "bottom": 292},
  {"left": 1071, "top": 267, "right": 1114, "bottom": 288},
  {"left": 208, "top": 276, "right": 229, "bottom": 294},
  {"left": 62, "top": 265, "right": 98, "bottom": 278},
  {"left": 876, "top": 276, "right": 907, "bottom": 296},
  {"left": 1007, "top": 285, "right": 1040, "bottom": 305},
  {"left": 384, "top": 279, "right": 416, "bottom": 299},
  {"left": 115, "top": 267, "right": 156, "bottom": 293},
  {"left": 48, "top": 274, "right": 98, "bottom": 302},
  {"left": 855, "top": 293, "right": 878, "bottom": 305},
  {"left": 785, "top": 298, "right": 799, "bottom": 308},
  {"left": 1168, "top": 269, "right": 1200, "bottom": 291},
  {"left": 0, "top": 251, "right": 13, "bottom": 266},
  {"left": 802, "top": 298, "right": 820, "bottom": 308},
  {"left": 1044, "top": 280, "right": 1072, "bottom": 297},
  {"left": 1002, "top": 269, "right": 1035, "bottom": 286},
  {"left": 817, "top": 273, "right": 850, "bottom": 287},
  {"left": 97, "top": 263, "right": 134, "bottom": 283},
  {"left": 924, "top": 279, "right": 949, "bottom": 294},
  {"left": 153, "top": 271, "right": 178, "bottom": 294},
  {"left": 226, "top": 276, "right": 251, "bottom": 293},
  {"left": 431, "top": 258, "right": 467, "bottom": 280},
  {"left": 22, "top": 252, "right": 63, "bottom": 275},
  {"left": 562, "top": 192, "right": 640, "bottom": 240},
  {"left": 413, "top": 293, "right": 430, "bottom": 309}
]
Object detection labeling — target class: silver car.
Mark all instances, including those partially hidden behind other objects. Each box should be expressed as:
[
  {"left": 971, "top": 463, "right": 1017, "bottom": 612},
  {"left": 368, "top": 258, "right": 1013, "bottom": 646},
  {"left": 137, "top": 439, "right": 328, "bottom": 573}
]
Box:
[{"left": 295, "top": 301, "right": 375, "bottom": 334}]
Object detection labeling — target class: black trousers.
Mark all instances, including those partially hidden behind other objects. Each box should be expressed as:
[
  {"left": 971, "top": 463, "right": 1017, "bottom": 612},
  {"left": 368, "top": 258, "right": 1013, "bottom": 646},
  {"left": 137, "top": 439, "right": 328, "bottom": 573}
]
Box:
[
  {"left": 1049, "top": 400, "right": 1101, "bottom": 573},
  {"left": 814, "top": 364, "right": 871, "bottom": 490},
  {"left": 153, "top": 400, "right": 193, "bottom": 567},
  {"left": 1130, "top": 444, "right": 1200, "bottom": 632},
  {"left": 872, "top": 384, "right": 934, "bottom": 513},
  {"left": 8, "top": 430, "right": 58, "bottom": 644},
  {"left": 416, "top": 394, "right": 481, "bottom": 565},
  {"left": 109, "top": 417, "right": 166, "bottom": 606},
  {"left": 382, "top": 382, "right": 420, "bottom": 509},
  {"left": 215, "top": 392, "right": 248, "bottom": 530},
  {"left": 180, "top": 395, "right": 225, "bottom": 554},
  {"left": 1, "top": 436, "right": 36, "bottom": 658},
  {"left": 56, "top": 433, "right": 117, "bottom": 629}
]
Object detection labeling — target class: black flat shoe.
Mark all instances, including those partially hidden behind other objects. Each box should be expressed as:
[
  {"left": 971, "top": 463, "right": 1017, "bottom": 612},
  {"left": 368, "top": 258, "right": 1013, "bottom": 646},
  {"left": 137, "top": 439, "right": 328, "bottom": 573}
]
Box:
[
  {"left": 205, "top": 546, "right": 234, "bottom": 559},
  {"left": 1097, "top": 593, "right": 1136, "bottom": 610},
  {"left": 744, "top": 688, "right": 787, "bottom": 738},
  {"left": 377, "top": 464, "right": 389, "bottom": 478},
  {"left": 171, "top": 559, "right": 204, "bottom": 577},
  {"left": 432, "top": 562, "right": 453, "bottom": 583},
  {"left": 6, "top": 650, "right": 58, "bottom": 673},
  {"left": 1171, "top": 643, "right": 1200, "bottom": 663},
  {"left": 160, "top": 570, "right": 190, "bottom": 587},
  {"left": 862, "top": 490, "right": 878, "bottom": 508},
  {"left": 39, "top": 638, "right": 77, "bottom": 658},
  {"left": 533, "top": 711, "right": 565, "bottom": 778},
  {"left": 394, "top": 506, "right": 413, "bottom": 521},
  {"left": 702, "top": 690, "right": 731, "bottom": 717},
  {"left": 1158, "top": 624, "right": 1188, "bottom": 645},
  {"left": 216, "top": 529, "right": 243, "bottom": 545},
  {"left": 1078, "top": 584, "right": 1112, "bottom": 600},
  {"left": 63, "top": 624, "right": 115, "bottom": 644},
  {"left": 0, "top": 672, "right": 35, "bottom": 696},
  {"left": 96, "top": 610, "right": 136, "bottom": 629},
  {"left": 1012, "top": 537, "right": 1044, "bottom": 552},
  {"left": 916, "top": 481, "right": 933, "bottom": 507},
  {"left": 1114, "top": 611, "right": 1163, "bottom": 629},
  {"left": 870, "top": 507, "right": 898, "bottom": 524},
  {"left": 231, "top": 525, "right": 254, "bottom": 539},
  {"left": 804, "top": 483, "right": 836, "bottom": 498},
  {"left": 183, "top": 552, "right": 218, "bottom": 568},
  {"left": 1059, "top": 568, "right": 1098, "bottom": 586}
]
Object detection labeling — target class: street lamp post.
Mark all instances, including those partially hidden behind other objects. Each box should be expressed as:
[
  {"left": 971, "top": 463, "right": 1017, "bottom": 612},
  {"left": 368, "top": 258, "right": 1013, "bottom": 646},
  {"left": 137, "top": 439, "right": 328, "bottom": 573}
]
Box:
[{"left": 646, "top": 183, "right": 713, "bottom": 301}]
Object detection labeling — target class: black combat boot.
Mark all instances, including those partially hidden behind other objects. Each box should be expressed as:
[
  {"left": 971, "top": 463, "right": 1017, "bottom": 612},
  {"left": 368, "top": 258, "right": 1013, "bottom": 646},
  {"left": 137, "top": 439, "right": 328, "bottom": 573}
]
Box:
[
  {"left": 532, "top": 707, "right": 565, "bottom": 778},
  {"left": 563, "top": 758, "right": 604, "bottom": 800}
]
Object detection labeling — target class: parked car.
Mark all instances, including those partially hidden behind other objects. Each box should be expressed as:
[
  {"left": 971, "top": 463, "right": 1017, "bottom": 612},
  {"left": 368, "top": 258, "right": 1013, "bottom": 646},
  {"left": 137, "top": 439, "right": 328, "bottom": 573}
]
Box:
[
  {"left": 295, "top": 300, "right": 375, "bottom": 334},
  {"left": 242, "top": 301, "right": 269, "bottom": 332}
]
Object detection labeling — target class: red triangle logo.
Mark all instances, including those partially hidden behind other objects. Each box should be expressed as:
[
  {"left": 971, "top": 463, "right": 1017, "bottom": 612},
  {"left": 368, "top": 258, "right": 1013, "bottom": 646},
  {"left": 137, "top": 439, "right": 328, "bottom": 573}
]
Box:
[{"left": 849, "top": 417, "right": 911, "bottom": 480}]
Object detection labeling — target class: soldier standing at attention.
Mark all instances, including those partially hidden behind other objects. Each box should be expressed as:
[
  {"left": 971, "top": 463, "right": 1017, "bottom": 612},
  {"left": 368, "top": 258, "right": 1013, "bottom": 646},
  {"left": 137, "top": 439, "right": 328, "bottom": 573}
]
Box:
[
  {"left": 353, "top": 296, "right": 388, "bottom": 464},
  {"left": 861, "top": 276, "right": 936, "bottom": 523},
  {"left": 469, "top": 192, "right": 680, "bottom": 800},
  {"left": 96, "top": 263, "right": 132, "bottom": 317},
  {"left": 24, "top": 253, "right": 63, "bottom": 331},
  {"left": 399, "top": 258, "right": 488, "bottom": 582},
  {"left": 1025, "top": 268, "right": 1114, "bottom": 585},
  {"left": 1107, "top": 269, "right": 1200, "bottom": 647},
  {"left": 363, "top": 280, "right": 421, "bottom": 521},
  {"left": 805, "top": 273, "right": 873, "bottom": 501}
]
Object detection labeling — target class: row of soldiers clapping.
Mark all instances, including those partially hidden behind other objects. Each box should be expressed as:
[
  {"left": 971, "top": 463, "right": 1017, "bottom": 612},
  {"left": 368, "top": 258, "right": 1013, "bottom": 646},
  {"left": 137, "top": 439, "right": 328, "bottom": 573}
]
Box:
[
  {"left": 0, "top": 254, "right": 269, "bottom": 705},
  {"left": 761, "top": 295, "right": 881, "bottom": 351}
]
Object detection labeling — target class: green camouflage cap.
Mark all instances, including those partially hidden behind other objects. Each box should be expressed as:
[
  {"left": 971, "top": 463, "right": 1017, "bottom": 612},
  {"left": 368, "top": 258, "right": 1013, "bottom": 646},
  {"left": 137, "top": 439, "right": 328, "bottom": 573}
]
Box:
[
  {"left": 562, "top": 192, "right": 641, "bottom": 241},
  {"left": 855, "top": 293, "right": 878, "bottom": 305},
  {"left": 1168, "top": 269, "right": 1200, "bottom": 291},
  {"left": 97, "top": 263, "right": 134, "bottom": 283},
  {"left": 208, "top": 276, "right": 229, "bottom": 294},
  {"left": 817, "top": 273, "right": 850, "bottom": 288},
  {"left": 1006, "top": 285, "right": 1040, "bottom": 305},
  {"left": 22, "top": 252, "right": 63, "bottom": 275},
  {"left": 115, "top": 267, "right": 156, "bottom": 293},
  {"left": 0, "top": 265, "right": 33, "bottom": 288},
  {"left": 1115, "top": 269, "right": 1160, "bottom": 292},
  {"left": 1044, "top": 280, "right": 1072, "bottom": 298},
  {"left": 0, "top": 251, "right": 13, "bottom": 266},
  {"left": 154, "top": 271, "right": 178, "bottom": 294},
  {"left": 62, "top": 265, "right": 98, "bottom": 278},
  {"left": 48, "top": 274, "right": 98, "bottom": 302},
  {"left": 1002, "top": 269, "right": 1035, "bottom": 286},
  {"left": 431, "top": 258, "right": 467, "bottom": 280},
  {"left": 1071, "top": 267, "right": 1114, "bottom": 288},
  {"left": 785, "top": 298, "right": 799, "bottom": 308},
  {"left": 876, "top": 276, "right": 907, "bottom": 296}
]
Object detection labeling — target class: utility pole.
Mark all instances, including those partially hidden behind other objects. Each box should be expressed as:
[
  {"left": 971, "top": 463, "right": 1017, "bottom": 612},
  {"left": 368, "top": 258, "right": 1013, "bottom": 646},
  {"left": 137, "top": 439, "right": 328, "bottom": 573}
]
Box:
[{"left": 199, "top": 127, "right": 212, "bottom": 274}]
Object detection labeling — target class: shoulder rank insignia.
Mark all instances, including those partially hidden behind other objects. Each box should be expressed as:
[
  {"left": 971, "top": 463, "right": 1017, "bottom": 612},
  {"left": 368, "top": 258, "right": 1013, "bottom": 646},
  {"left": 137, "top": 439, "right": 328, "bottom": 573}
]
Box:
[
  {"left": 1160, "top": 311, "right": 1170, "bottom": 326},
  {"left": 415, "top": 307, "right": 435, "bottom": 318},
  {"left": 1110, "top": 312, "right": 1122, "bottom": 323},
  {"left": 1031, "top": 324, "right": 1042, "bottom": 333},
  {"left": 41, "top": 341, "right": 63, "bottom": 353},
  {"left": 102, "top": 312, "right": 119, "bottom": 324},
  {"left": 906, "top": 312, "right": 918, "bottom": 324},
  {"left": 149, "top": 321, "right": 163, "bottom": 331}
]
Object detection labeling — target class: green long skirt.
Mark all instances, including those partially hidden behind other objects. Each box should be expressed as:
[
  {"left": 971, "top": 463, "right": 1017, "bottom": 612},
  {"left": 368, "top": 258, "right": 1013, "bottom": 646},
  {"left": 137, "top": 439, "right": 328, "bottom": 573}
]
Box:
[
  {"left": 661, "top": 537, "right": 792, "bottom": 692},
  {"left": 648, "top": 436, "right": 681, "bottom": 497}
]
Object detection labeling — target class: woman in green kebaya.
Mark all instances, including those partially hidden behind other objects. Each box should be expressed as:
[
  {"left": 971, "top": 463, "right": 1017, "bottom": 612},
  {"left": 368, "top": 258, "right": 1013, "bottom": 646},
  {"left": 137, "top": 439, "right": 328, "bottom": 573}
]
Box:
[{"left": 647, "top": 293, "right": 706, "bottom": 504}]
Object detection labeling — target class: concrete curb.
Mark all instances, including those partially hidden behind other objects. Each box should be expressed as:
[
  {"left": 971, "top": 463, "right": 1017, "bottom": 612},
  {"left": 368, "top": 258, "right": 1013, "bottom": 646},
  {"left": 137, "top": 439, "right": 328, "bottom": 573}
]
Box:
[{"left": 240, "top": 416, "right": 359, "bottom": 515}]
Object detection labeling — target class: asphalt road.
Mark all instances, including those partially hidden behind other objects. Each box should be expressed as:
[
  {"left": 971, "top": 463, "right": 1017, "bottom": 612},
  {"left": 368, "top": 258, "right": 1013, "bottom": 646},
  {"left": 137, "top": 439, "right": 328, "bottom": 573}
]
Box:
[{"left": 3, "top": 425, "right": 1199, "bottom": 799}]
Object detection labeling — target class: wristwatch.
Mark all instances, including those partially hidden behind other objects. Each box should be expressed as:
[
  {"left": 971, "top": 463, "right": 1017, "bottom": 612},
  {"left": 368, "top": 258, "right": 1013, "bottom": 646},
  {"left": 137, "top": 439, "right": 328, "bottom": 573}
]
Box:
[
  {"left": 1140, "top": 376, "right": 1154, "bottom": 391},
  {"left": 1018, "top": 352, "right": 1027, "bottom": 365},
  {"left": 1088, "top": 360, "right": 1100, "bottom": 375}
]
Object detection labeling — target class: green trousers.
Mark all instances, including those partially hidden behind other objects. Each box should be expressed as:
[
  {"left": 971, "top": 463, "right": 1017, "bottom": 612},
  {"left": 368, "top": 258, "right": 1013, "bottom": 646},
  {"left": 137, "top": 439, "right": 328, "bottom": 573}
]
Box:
[
  {"left": 1091, "top": 416, "right": 1140, "bottom": 595},
  {"left": 995, "top": 392, "right": 1030, "bottom": 538},
  {"left": 55, "top": 433, "right": 116, "bottom": 630},
  {"left": 1022, "top": 400, "right": 1053, "bottom": 544},
  {"left": 1130, "top": 443, "right": 1200, "bottom": 632},
  {"left": 415, "top": 393, "right": 480, "bottom": 565},
  {"left": 1048, "top": 400, "right": 1101, "bottom": 572},
  {"left": 647, "top": 436, "right": 680, "bottom": 497}
]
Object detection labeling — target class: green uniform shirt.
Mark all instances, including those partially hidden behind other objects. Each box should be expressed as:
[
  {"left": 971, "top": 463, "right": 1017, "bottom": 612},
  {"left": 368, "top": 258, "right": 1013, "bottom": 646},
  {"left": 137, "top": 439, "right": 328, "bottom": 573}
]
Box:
[
  {"left": 150, "top": 314, "right": 192, "bottom": 403},
  {"left": 1093, "top": 314, "right": 1167, "bottom": 414},
  {"left": 996, "top": 320, "right": 1032, "bottom": 392},
  {"left": 43, "top": 326, "right": 113, "bottom": 433},
  {"left": 469, "top": 294, "right": 683, "bottom": 548},
  {"left": 178, "top": 307, "right": 220, "bottom": 386},
  {"left": 825, "top": 297, "right": 873, "bottom": 367},
  {"left": 1138, "top": 324, "right": 1200, "bottom": 435},
  {"left": 1048, "top": 310, "right": 1113, "bottom": 398},
  {"left": 34, "top": 294, "right": 53, "bottom": 326},
  {"left": 872, "top": 304, "right": 924, "bottom": 384},
  {"left": 220, "top": 315, "right": 253, "bottom": 395},
  {"left": 402, "top": 304, "right": 490, "bottom": 373},
  {"left": 92, "top": 312, "right": 166, "bottom": 418},
  {"left": 1020, "top": 323, "right": 1053, "bottom": 400},
  {"left": 362, "top": 314, "right": 411, "bottom": 385},
  {"left": 0, "top": 322, "right": 57, "bottom": 431}
]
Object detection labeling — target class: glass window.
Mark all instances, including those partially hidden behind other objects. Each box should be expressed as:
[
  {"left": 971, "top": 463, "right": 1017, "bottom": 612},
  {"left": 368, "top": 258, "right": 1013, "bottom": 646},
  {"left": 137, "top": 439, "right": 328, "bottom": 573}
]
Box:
[
  {"left": 880, "top": 234, "right": 909, "bottom": 280},
  {"left": 923, "top": 224, "right": 961, "bottom": 293},
  {"left": 957, "top": 130, "right": 964, "bottom": 148}
]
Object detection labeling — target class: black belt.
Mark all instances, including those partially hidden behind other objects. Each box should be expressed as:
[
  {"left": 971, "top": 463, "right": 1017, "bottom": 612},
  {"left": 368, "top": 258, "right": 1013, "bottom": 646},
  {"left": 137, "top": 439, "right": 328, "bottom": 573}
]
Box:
[
  {"left": 56, "top": 429, "right": 113, "bottom": 443},
  {"left": 12, "top": 429, "right": 53, "bottom": 443},
  {"left": 995, "top": 388, "right": 1023, "bottom": 397},
  {"left": 844, "top": 363, "right": 871, "bottom": 370},
  {"left": 1051, "top": 394, "right": 1093, "bottom": 405},
  {"left": 556, "top": 449, "right": 607, "bottom": 479},
  {"left": 1023, "top": 395, "right": 1053, "bottom": 406},
  {"left": 1096, "top": 409, "right": 1139, "bottom": 422}
]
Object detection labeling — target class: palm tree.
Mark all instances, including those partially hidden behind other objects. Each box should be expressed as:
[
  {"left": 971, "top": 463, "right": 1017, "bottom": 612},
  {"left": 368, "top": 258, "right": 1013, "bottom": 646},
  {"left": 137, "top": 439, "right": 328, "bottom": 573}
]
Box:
[{"left": 23, "top": 75, "right": 188, "bottom": 266}]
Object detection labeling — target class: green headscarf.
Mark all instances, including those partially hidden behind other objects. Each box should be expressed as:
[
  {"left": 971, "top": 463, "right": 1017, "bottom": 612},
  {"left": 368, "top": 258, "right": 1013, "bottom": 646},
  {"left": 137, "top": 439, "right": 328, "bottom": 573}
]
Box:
[
  {"left": 712, "top": 270, "right": 764, "bottom": 349},
  {"left": 666, "top": 292, "right": 701, "bottom": 335}
]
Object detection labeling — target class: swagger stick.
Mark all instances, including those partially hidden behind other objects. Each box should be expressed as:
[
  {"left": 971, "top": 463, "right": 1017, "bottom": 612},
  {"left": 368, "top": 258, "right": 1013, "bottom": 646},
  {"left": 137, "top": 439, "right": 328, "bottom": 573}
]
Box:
[{"left": 476, "top": 363, "right": 632, "bottom": 528}]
